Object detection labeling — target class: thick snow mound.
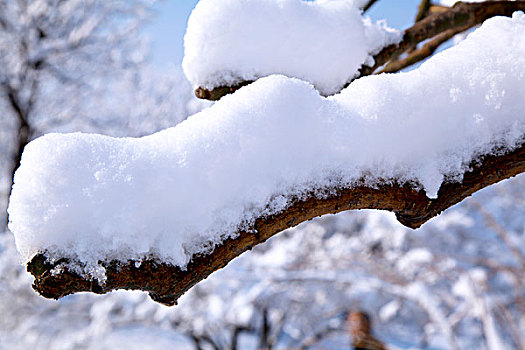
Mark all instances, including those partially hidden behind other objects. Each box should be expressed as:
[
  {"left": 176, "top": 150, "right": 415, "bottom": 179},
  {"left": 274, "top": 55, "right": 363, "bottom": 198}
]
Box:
[
  {"left": 182, "top": 0, "right": 400, "bottom": 95},
  {"left": 8, "top": 13, "right": 525, "bottom": 273}
]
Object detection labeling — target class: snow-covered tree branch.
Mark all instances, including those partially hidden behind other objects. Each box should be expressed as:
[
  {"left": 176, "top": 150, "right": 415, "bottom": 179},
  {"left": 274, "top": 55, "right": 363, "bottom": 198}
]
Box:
[
  {"left": 23, "top": 142, "right": 525, "bottom": 306},
  {"left": 6, "top": 0, "right": 525, "bottom": 307},
  {"left": 193, "top": 1, "right": 525, "bottom": 100}
]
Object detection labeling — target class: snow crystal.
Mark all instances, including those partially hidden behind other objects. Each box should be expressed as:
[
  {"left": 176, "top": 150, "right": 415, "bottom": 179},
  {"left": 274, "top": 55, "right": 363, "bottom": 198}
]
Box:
[
  {"left": 182, "top": 0, "right": 400, "bottom": 95},
  {"left": 8, "top": 13, "right": 525, "bottom": 273}
]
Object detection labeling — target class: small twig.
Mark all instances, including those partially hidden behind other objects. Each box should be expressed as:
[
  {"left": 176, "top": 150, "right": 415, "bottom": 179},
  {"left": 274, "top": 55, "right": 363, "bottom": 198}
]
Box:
[
  {"left": 362, "top": 0, "right": 380, "bottom": 13},
  {"left": 378, "top": 28, "right": 458, "bottom": 73},
  {"left": 494, "top": 304, "right": 525, "bottom": 350},
  {"left": 357, "top": 1, "right": 525, "bottom": 78},
  {"left": 415, "top": 0, "right": 432, "bottom": 22},
  {"left": 299, "top": 326, "right": 340, "bottom": 349},
  {"left": 469, "top": 200, "right": 525, "bottom": 267}
]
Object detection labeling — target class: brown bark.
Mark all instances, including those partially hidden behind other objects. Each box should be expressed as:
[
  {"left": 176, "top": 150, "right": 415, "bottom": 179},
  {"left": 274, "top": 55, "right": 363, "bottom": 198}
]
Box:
[
  {"left": 430, "top": 5, "right": 451, "bottom": 16},
  {"left": 193, "top": 1, "right": 525, "bottom": 101},
  {"left": 378, "top": 28, "right": 458, "bottom": 74},
  {"left": 27, "top": 143, "right": 525, "bottom": 306},
  {"left": 356, "top": 1, "right": 525, "bottom": 77},
  {"left": 415, "top": 0, "right": 432, "bottom": 23},
  {"left": 195, "top": 81, "right": 253, "bottom": 101}
]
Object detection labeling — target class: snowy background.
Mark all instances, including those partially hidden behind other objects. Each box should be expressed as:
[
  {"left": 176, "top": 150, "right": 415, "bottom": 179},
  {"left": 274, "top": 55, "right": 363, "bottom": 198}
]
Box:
[{"left": 1, "top": 1, "right": 524, "bottom": 349}]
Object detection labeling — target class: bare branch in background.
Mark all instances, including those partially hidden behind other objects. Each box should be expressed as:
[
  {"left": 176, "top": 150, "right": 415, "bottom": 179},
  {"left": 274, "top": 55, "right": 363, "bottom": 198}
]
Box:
[{"left": 469, "top": 200, "right": 525, "bottom": 268}]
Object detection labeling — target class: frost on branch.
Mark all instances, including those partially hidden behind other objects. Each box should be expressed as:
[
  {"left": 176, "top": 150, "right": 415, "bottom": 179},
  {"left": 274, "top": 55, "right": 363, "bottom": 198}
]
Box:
[{"left": 8, "top": 12, "right": 525, "bottom": 305}]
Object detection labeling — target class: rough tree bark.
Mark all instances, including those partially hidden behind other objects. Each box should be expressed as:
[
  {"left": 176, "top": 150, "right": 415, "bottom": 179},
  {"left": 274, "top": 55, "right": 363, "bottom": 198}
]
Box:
[
  {"left": 194, "top": 1, "right": 525, "bottom": 101},
  {"left": 27, "top": 143, "right": 525, "bottom": 306}
]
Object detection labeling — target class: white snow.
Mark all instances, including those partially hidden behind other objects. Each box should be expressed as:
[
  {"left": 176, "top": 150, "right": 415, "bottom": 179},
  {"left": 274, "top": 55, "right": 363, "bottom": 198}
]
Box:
[
  {"left": 8, "top": 12, "right": 525, "bottom": 273},
  {"left": 379, "top": 299, "right": 401, "bottom": 322},
  {"left": 182, "top": 0, "right": 401, "bottom": 96},
  {"left": 396, "top": 248, "right": 433, "bottom": 273}
]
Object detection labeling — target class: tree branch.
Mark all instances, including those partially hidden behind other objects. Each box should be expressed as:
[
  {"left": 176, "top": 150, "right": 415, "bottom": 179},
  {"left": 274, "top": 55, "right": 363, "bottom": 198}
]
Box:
[
  {"left": 194, "top": 81, "right": 253, "bottom": 101},
  {"left": 3, "top": 85, "right": 32, "bottom": 228},
  {"left": 429, "top": 5, "right": 451, "bottom": 16},
  {"left": 377, "top": 28, "right": 457, "bottom": 74},
  {"left": 415, "top": 0, "right": 432, "bottom": 23},
  {"left": 362, "top": 0, "right": 380, "bottom": 14},
  {"left": 26, "top": 142, "right": 525, "bottom": 306},
  {"left": 356, "top": 1, "right": 525, "bottom": 77},
  {"left": 194, "top": 1, "right": 525, "bottom": 101}
]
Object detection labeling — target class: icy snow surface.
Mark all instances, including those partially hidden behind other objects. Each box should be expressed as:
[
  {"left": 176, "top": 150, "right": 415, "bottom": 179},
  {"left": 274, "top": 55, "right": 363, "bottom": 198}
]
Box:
[
  {"left": 8, "top": 13, "right": 525, "bottom": 273},
  {"left": 182, "top": 0, "right": 401, "bottom": 95}
]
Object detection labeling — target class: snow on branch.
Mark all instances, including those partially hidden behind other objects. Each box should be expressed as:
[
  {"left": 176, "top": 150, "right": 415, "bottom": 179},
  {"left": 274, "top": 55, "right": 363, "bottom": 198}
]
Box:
[
  {"left": 8, "top": 11, "right": 525, "bottom": 305},
  {"left": 184, "top": 0, "right": 401, "bottom": 99},
  {"left": 24, "top": 143, "right": 525, "bottom": 305},
  {"left": 357, "top": 0, "right": 525, "bottom": 77},
  {"left": 193, "top": 1, "right": 525, "bottom": 101}
]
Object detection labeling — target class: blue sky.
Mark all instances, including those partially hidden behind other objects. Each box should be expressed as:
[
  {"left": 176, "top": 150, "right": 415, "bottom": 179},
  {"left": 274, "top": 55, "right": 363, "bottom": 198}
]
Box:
[{"left": 144, "top": 0, "right": 423, "bottom": 67}]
